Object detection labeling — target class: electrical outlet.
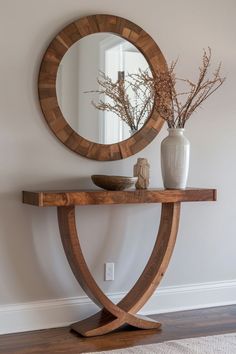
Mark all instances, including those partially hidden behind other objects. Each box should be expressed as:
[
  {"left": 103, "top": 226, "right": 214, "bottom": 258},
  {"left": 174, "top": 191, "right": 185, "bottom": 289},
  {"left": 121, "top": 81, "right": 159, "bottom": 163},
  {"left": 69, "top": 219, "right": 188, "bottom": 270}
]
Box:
[{"left": 105, "top": 262, "right": 115, "bottom": 281}]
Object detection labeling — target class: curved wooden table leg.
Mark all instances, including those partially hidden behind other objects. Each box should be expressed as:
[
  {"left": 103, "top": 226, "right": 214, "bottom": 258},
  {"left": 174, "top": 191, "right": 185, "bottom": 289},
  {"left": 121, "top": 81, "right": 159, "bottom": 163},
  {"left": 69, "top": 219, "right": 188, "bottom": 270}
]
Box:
[{"left": 58, "top": 202, "right": 180, "bottom": 336}]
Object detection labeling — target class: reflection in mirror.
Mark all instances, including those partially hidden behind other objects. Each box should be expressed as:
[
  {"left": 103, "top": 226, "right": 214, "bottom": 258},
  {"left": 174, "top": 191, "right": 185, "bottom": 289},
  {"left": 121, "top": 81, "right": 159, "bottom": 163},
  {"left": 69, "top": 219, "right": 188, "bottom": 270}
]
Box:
[{"left": 56, "top": 33, "right": 153, "bottom": 144}]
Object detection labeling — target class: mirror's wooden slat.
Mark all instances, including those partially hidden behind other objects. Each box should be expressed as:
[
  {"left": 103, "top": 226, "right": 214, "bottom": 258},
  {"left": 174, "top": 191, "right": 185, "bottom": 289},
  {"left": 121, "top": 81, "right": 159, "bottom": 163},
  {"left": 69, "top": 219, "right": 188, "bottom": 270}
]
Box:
[{"left": 38, "top": 14, "right": 167, "bottom": 160}]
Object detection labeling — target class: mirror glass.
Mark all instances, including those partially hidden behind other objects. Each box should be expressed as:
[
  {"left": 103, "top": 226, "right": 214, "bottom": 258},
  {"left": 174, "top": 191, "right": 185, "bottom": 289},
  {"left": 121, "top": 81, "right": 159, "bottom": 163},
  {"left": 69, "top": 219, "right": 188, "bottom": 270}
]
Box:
[{"left": 56, "top": 33, "right": 153, "bottom": 144}]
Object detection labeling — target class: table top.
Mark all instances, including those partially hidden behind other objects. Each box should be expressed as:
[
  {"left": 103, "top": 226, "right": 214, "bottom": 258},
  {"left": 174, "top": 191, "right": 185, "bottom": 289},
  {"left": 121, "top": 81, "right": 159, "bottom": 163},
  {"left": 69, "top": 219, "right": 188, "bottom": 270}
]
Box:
[{"left": 22, "top": 188, "right": 217, "bottom": 207}]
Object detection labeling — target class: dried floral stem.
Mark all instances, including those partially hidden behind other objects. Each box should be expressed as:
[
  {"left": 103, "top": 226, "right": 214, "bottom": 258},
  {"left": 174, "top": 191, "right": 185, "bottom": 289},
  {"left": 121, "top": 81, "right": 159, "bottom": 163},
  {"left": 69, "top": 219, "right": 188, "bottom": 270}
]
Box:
[
  {"left": 142, "top": 47, "right": 225, "bottom": 128},
  {"left": 86, "top": 48, "right": 225, "bottom": 130},
  {"left": 85, "top": 71, "right": 154, "bottom": 131}
]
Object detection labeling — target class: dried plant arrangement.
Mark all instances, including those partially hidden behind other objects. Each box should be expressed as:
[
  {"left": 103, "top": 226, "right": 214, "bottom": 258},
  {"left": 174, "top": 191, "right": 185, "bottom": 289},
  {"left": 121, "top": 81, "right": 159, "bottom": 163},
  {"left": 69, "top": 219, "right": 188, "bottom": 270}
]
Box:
[
  {"left": 139, "top": 47, "right": 225, "bottom": 128},
  {"left": 86, "top": 48, "right": 225, "bottom": 131},
  {"left": 85, "top": 70, "right": 154, "bottom": 132}
]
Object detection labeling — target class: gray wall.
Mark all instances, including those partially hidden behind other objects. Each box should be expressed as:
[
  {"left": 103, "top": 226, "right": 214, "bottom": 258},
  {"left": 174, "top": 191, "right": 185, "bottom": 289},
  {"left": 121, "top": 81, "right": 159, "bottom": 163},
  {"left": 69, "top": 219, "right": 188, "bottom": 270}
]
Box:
[{"left": 0, "top": 0, "right": 236, "bottom": 331}]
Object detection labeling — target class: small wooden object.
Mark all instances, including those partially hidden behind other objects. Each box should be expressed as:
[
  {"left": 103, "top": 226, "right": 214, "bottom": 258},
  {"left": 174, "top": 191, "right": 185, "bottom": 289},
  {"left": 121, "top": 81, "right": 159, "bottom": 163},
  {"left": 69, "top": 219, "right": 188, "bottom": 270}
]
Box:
[
  {"left": 134, "top": 158, "right": 150, "bottom": 189},
  {"left": 23, "top": 188, "right": 216, "bottom": 337}
]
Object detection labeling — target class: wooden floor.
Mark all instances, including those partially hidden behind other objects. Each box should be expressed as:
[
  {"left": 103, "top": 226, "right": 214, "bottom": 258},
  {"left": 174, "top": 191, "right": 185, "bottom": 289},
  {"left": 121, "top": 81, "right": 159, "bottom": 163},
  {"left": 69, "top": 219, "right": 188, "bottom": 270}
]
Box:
[{"left": 1, "top": 305, "right": 236, "bottom": 353}]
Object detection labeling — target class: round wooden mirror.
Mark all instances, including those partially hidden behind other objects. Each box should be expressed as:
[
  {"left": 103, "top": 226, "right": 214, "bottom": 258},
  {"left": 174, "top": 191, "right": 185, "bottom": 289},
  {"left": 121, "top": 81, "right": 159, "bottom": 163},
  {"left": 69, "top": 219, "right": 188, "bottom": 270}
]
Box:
[{"left": 38, "top": 14, "right": 167, "bottom": 161}]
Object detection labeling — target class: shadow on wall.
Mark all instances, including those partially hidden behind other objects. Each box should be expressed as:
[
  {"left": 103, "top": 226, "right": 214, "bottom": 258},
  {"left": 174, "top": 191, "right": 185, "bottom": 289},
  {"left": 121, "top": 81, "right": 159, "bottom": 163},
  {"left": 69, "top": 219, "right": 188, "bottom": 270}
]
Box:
[
  {"left": 86, "top": 204, "right": 129, "bottom": 294},
  {"left": 0, "top": 193, "right": 58, "bottom": 303},
  {"left": 0, "top": 177, "right": 132, "bottom": 304},
  {"left": 0, "top": 176, "right": 160, "bottom": 312},
  {"left": 0, "top": 178, "right": 94, "bottom": 304}
]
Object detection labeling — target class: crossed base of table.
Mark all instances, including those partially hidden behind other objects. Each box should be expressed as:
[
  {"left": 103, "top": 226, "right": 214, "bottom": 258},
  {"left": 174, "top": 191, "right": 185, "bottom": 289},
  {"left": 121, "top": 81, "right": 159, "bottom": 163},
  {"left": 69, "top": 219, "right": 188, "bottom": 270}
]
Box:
[{"left": 23, "top": 188, "right": 216, "bottom": 337}]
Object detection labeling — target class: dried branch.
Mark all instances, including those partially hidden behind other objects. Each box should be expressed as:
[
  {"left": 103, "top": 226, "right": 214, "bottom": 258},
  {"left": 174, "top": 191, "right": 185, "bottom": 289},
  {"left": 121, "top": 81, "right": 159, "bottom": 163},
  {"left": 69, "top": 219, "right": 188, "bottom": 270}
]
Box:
[
  {"left": 85, "top": 48, "right": 225, "bottom": 131},
  {"left": 85, "top": 70, "right": 154, "bottom": 132},
  {"left": 141, "top": 47, "right": 226, "bottom": 128}
]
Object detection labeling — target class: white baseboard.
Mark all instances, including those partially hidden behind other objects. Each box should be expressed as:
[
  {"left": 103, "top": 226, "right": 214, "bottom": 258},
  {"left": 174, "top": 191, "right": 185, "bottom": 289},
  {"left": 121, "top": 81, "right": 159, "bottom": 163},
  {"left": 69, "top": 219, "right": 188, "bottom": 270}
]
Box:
[{"left": 1, "top": 279, "right": 236, "bottom": 335}]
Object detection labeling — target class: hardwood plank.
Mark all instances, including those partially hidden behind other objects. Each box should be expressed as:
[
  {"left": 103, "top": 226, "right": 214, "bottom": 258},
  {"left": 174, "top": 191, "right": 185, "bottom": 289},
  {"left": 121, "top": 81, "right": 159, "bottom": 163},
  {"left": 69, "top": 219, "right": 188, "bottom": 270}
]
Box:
[
  {"left": 22, "top": 188, "right": 216, "bottom": 207},
  {"left": 1, "top": 305, "right": 236, "bottom": 353}
]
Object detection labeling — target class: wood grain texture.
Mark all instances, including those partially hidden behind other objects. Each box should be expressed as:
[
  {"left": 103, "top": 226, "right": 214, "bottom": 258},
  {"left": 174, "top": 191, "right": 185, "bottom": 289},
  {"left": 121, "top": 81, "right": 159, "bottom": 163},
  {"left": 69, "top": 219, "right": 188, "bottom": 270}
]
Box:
[
  {"left": 1, "top": 305, "right": 236, "bottom": 354},
  {"left": 57, "top": 203, "right": 180, "bottom": 336},
  {"left": 22, "top": 187, "right": 216, "bottom": 337},
  {"left": 91, "top": 175, "right": 138, "bottom": 191},
  {"left": 23, "top": 188, "right": 217, "bottom": 207},
  {"left": 38, "top": 14, "right": 167, "bottom": 160}
]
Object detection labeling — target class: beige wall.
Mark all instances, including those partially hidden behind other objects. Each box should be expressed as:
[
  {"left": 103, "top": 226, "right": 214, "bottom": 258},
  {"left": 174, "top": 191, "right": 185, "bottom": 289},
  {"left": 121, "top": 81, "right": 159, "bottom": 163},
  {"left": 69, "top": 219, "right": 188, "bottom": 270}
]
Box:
[{"left": 0, "top": 0, "right": 236, "bottom": 328}]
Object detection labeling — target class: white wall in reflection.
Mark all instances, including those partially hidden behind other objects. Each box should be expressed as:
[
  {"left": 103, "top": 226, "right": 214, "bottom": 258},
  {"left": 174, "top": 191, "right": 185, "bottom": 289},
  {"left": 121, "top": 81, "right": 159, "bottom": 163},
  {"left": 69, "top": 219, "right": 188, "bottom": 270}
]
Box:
[{"left": 56, "top": 33, "right": 150, "bottom": 144}]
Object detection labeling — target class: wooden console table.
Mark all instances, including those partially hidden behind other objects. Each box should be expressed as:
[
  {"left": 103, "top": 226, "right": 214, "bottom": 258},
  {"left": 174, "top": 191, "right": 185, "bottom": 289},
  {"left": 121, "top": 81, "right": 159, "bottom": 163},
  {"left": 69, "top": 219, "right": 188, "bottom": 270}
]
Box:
[{"left": 23, "top": 188, "right": 216, "bottom": 337}]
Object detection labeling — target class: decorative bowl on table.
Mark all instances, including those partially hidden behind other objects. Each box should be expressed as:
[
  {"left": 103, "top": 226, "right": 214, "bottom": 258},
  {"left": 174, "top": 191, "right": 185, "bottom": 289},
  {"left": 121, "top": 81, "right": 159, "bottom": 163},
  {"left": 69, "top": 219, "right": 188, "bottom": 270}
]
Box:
[{"left": 91, "top": 175, "right": 138, "bottom": 191}]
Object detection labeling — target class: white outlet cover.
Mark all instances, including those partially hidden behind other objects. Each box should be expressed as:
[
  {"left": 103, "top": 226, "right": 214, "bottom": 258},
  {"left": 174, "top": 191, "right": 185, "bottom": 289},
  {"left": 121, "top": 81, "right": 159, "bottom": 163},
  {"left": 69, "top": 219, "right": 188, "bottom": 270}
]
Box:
[{"left": 105, "top": 262, "right": 115, "bottom": 281}]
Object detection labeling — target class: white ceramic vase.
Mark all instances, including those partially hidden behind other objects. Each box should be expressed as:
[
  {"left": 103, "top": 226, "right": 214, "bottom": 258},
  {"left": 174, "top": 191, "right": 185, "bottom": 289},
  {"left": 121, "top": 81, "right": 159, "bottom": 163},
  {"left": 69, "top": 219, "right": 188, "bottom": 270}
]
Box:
[{"left": 161, "top": 128, "right": 190, "bottom": 189}]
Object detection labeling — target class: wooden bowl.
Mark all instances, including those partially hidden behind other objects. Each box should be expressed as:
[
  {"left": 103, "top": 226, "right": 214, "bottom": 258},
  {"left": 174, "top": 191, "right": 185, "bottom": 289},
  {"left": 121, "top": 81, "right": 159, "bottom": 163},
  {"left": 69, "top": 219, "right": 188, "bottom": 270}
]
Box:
[{"left": 91, "top": 175, "right": 138, "bottom": 191}]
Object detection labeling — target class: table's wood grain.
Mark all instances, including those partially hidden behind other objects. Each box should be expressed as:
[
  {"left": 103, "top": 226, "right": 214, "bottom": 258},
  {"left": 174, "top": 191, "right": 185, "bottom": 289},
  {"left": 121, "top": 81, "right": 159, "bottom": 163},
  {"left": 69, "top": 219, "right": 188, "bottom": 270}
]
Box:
[
  {"left": 22, "top": 188, "right": 216, "bottom": 207},
  {"left": 21, "top": 187, "right": 217, "bottom": 336}
]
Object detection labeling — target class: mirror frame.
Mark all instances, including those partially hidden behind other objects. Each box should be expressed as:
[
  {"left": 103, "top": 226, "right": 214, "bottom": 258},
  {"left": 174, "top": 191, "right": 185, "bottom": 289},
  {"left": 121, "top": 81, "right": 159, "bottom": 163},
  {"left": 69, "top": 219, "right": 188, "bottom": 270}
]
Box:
[{"left": 38, "top": 14, "right": 167, "bottom": 161}]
